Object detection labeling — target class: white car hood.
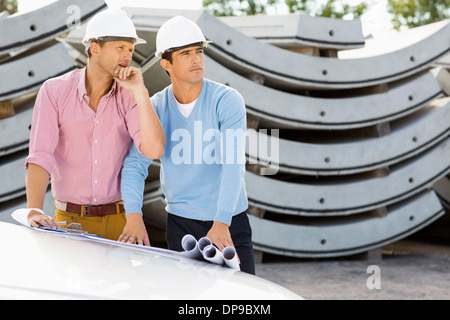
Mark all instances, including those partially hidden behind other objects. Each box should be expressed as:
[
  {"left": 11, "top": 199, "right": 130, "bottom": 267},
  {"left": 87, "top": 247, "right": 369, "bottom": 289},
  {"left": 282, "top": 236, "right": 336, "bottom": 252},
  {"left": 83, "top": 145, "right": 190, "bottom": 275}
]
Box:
[{"left": 0, "top": 222, "right": 302, "bottom": 300}]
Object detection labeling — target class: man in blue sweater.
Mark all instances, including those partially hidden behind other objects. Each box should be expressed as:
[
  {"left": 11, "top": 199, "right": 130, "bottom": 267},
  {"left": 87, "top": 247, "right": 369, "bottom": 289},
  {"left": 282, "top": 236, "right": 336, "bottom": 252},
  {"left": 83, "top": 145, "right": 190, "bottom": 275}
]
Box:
[{"left": 119, "top": 16, "right": 255, "bottom": 274}]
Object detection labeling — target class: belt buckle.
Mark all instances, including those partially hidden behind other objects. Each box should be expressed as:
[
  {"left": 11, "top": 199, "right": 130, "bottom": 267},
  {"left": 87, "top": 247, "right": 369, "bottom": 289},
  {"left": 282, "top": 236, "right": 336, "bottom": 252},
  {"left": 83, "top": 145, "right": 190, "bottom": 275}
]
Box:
[{"left": 84, "top": 205, "right": 101, "bottom": 216}]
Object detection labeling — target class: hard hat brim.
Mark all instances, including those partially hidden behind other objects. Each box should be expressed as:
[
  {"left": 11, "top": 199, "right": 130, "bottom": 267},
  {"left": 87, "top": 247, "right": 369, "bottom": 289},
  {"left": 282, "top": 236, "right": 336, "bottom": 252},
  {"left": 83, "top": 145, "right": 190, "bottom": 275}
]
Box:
[
  {"left": 156, "top": 40, "right": 212, "bottom": 58},
  {"left": 135, "top": 37, "right": 147, "bottom": 45},
  {"left": 82, "top": 36, "right": 147, "bottom": 46}
]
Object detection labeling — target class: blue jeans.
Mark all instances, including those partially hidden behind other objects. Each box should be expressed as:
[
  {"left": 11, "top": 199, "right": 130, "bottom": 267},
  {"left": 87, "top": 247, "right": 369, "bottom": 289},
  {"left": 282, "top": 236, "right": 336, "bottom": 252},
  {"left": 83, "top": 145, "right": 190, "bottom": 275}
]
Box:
[{"left": 166, "top": 211, "right": 256, "bottom": 275}]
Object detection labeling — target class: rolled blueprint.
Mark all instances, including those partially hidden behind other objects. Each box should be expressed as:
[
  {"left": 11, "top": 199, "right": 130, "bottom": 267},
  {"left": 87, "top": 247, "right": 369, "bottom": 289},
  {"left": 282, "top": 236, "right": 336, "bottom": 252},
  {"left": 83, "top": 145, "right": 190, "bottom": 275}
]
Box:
[
  {"left": 202, "top": 244, "right": 224, "bottom": 266},
  {"left": 222, "top": 246, "right": 240, "bottom": 270},
  {"left": 197, "top": 237, "right": 212, "bottom": 254},
  {"left": 181, "top": 234, "right": 202, "bottom": 259},
  {"left": 180, "top": 235, "right": 240, "bottom": 270},
  {"left": 11, "top": 208, "right": 45, "bottom": 226}
]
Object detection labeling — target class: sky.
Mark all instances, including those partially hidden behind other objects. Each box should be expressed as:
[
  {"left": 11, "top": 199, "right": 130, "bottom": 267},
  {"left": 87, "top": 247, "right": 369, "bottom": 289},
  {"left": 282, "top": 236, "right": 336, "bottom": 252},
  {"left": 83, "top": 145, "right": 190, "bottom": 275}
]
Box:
[{"left": 17, "top": 0, "right": 394, "bottom": 38}]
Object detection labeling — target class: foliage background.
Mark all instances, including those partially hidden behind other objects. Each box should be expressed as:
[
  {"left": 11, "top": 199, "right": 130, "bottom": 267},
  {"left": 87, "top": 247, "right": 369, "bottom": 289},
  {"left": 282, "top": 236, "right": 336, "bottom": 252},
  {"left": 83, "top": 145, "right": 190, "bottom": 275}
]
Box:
[{"left": 202, "top": 0, "right": 450, "bottom": 30}]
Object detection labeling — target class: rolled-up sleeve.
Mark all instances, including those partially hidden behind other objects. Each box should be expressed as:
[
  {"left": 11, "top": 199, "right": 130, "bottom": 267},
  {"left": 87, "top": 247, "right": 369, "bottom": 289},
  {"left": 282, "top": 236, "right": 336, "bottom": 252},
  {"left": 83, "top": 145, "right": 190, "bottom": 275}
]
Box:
[
  {"left": 26, "top": 81, "right": 59, "bottom": 175},
  {"left": 123, "top": 93, "right": 144, "bottom": 155}
]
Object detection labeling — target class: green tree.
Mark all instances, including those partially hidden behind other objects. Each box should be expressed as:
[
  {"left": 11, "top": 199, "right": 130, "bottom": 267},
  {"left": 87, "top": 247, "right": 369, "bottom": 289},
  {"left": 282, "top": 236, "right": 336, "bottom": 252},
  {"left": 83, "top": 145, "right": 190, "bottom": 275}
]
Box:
[
  {"left": 284, "top": 0, "right": 309, "bottom": 14},
  {"left": 0, "top": 0, "right": 18, "bottom": 14},
  {"left": 202, "top": 0, "right": 279, "bottom": 16},
  {"left": 387, "top": 0, "right": 450, "bottom": 30},
  {"left": 286, "top": 0, "right": 368, "bottom": 19},
  {"left": 203, "top": 0, "right": 369, "bottom": 18}
]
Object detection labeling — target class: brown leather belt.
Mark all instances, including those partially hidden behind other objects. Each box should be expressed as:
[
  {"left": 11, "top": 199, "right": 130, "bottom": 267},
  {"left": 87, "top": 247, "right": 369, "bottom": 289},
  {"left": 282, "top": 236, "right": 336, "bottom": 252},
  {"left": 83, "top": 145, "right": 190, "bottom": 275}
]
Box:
[{"left": 65, "top": 202, "right": 124, "bottom": 217}]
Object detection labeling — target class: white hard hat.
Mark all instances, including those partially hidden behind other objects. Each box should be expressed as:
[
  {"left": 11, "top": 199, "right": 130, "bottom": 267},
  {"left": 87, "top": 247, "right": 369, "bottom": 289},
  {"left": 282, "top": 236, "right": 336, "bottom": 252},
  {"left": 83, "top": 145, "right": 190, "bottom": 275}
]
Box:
[
  {"left": 82, "top": 8, "right": 146, "bottom": 47},
  {"left": 155, "top": 16, "right": 211, "bottom": 58}
]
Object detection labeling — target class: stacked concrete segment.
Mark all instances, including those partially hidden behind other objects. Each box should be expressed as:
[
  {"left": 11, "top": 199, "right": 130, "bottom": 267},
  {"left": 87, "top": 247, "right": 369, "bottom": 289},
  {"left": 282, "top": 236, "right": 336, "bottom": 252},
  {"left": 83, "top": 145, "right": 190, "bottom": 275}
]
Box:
[
  {"left": 124, "top": 9, "right": 450, "bottom": 258},
  {"left": 1, "top": 4, "right": 449, "bottom": 258},
  {"left": 220, "top": 13, "right": 366, "bottom": 50},
  {"left": 0, "top": 43, "right": 76, "bottom": 101},
  {"left": 249, "top": 190, "right": 444, "bottom": 258},
  {"left": 0, "top": 0, "right": 106, "bottom": 55}
]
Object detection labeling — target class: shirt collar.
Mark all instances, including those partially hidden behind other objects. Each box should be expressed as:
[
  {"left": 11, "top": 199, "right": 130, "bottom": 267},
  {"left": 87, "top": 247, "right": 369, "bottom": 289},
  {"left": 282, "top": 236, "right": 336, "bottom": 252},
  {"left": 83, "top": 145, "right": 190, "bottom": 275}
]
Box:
[
  {"left": 77, "top": 67, "right": 88, "bottom": 102},
  {"left": 77, "top": 67, "right": 118, "bottom": 102}
]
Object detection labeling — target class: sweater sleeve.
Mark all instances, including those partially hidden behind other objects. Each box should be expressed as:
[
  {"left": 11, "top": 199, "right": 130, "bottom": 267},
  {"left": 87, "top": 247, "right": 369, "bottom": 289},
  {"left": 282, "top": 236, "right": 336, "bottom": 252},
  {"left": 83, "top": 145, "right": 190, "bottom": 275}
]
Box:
[
  {"left": 214, "top": 90, "right": 247, "bottom": 226},
  {"left": 121, "top": 142, "right": 152, "bottom": 215}
]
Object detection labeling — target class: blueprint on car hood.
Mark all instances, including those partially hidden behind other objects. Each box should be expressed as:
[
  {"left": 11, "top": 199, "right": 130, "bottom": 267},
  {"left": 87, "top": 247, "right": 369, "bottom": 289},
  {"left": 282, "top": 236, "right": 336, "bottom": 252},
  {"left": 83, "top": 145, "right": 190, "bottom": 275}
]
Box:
[{"left": 11, "top": 208, "right": 240, "bottom": 270}]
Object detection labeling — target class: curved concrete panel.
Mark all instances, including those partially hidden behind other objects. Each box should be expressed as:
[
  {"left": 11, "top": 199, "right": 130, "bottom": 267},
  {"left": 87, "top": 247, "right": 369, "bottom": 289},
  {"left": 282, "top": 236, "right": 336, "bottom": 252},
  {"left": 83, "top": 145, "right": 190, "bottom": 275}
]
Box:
[
  {"left": 0, "top": 191, "right": 55, "bottom": 224},
  {"left": 0, "top": 43, "right": 76, "bottom": 101},
  {"left": 142, "top": 187, "right": 167, "bottom": 231},
  {"left": 221, "top": 13, "right": 365, "bottom": 50},
  {"left": 196, "top": 13, "right": 450, "bottom": 89},
  {"left": 435, "top": 50, "right": 450, "bottom": 68},
  {"left": 248, "top": 97, "right": 450, "bottom": 175},
  {"left": 246, "top": 137, "right": 450, "bottom": 216},
  {"left": 433, "top": 175, "right": 450, "bottom": 208},
  {"left": 0, "top": 0, "right": 107, "bottom": 55},
  {"left": 205, "top": 56, "right": 443, "bottom": 129},
  {"left": 139, "top": 55, "right": 443, "bottom": 129},
  {"left": 140, "top": 55, "right": 171, "bottom": 96},
  {"left": 124, "top": 8, "right": 364, "bottom": 50},
  {"left": 0, "top": 99, "right": 34, "bottom": 156},
  {"left": 431, "top": 66, "right": 450, "bottom": 96},
  {"left": 339, "top": 20, "right": 450, "bottom": 59},
  {"left": 248, "top": 190, "right": 445, "bottom": 258},
  {"left": 0, "top": 155, "right": 27, "bottom": 202},
  {"left": 124, "top": 9, "right": 450, "bottom": 89}
]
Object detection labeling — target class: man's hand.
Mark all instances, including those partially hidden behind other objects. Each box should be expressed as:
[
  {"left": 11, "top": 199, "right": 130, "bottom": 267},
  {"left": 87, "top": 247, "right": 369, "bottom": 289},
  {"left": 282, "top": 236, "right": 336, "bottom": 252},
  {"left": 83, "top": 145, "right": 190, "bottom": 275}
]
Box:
[
  {"left": 27, "top": 210, "right": 59, "bottom": 229},
  {"left": 113, "top": 66, "right": 145, "bottom": 94},
  {"left": 206, "top": 221, "right": 240, "bottom": 264},
  {"left": 206, "top": 221, "right": 234, "bottom": 252},
  {"left": 118, "top": 212, "right": 150, "bottom": 246}
]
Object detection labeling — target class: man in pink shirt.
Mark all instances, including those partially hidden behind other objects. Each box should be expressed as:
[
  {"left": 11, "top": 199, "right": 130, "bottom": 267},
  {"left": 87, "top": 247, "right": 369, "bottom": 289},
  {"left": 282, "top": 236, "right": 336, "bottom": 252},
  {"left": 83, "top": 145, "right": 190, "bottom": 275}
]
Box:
[{"left": 25, "top": 9, "right": 165, "bottom": 242}]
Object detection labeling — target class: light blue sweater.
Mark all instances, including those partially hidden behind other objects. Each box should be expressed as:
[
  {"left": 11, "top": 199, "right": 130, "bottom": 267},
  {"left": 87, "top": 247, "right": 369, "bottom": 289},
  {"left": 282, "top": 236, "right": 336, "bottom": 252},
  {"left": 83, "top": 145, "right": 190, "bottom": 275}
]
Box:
[{"left": 121, "top": 79, "right": 248, "bottom": 226}]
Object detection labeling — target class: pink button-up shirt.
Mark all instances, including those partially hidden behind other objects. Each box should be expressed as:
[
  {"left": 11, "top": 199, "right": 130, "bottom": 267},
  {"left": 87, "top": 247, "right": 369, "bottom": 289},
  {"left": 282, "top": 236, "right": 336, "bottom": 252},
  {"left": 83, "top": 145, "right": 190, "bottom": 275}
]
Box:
[{"left": 26, "top": 67, "right": 142, "bottom": 205}]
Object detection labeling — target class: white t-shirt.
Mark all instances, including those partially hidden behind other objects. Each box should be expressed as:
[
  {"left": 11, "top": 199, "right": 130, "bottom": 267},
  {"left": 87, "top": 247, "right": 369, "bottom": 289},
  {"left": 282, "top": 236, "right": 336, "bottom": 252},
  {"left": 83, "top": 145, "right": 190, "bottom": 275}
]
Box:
[{"left": 172, "top": 91, "right": 197, "bottom": 118}]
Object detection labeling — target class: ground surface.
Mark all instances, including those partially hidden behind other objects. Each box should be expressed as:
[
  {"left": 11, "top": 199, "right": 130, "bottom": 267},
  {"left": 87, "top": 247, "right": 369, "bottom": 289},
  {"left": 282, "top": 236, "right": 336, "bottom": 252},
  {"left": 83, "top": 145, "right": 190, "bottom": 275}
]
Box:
[{"left": 254, "top": 237, "right": 450, "bottom": 300}]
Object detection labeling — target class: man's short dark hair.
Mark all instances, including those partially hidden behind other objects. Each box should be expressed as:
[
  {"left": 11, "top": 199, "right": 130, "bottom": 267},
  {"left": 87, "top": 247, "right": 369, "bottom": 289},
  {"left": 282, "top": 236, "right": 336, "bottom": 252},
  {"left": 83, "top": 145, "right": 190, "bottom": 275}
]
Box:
[
  {"left": 161, "top": 51, "right": 173, "bottom": 77},
  {"left": 161, "top": 51, "right": 173, "bottom": 64},
  {"left": 86, "top": 40, "right": 105, "bottom": 58},
  {"left": 86, "top": 37, "right": 135, "bottom": 58}
]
